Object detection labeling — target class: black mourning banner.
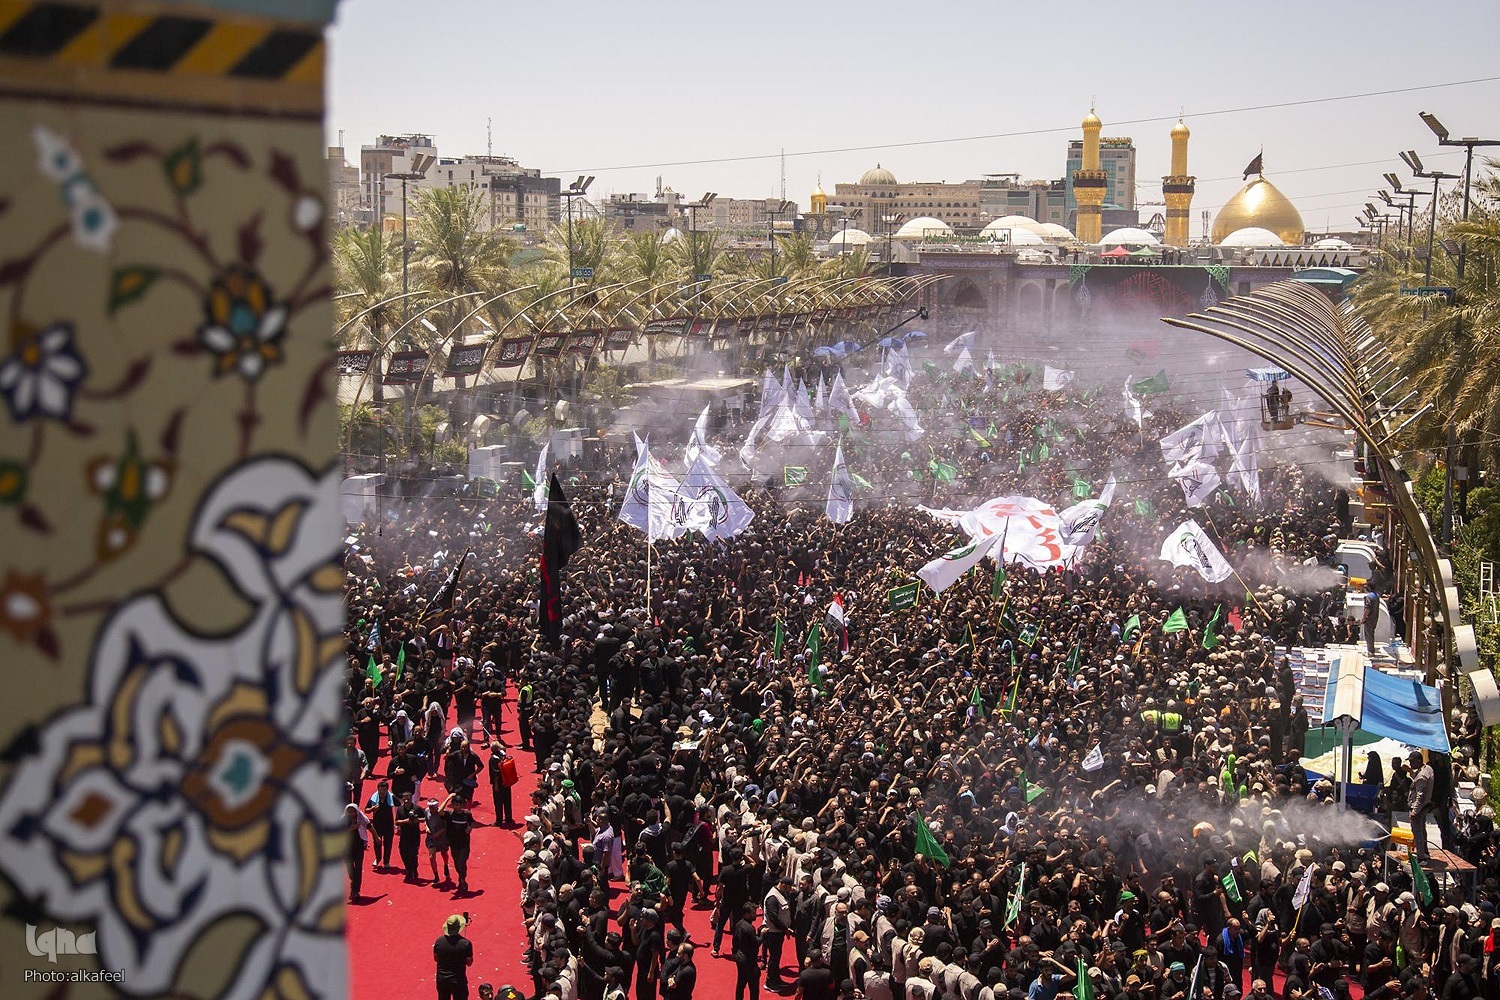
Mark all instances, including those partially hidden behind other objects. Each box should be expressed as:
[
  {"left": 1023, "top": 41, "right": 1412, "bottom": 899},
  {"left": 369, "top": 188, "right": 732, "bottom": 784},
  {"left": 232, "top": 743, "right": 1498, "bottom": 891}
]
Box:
[
  {"left": 643, "top": 316, "right": 690, "bottom": 336},
  {"left": 605, "top": 328, "right": 633, "bottom": 351},
  {"left": 335, "top": 350, "right": 374, "bottom": 377},
  {"left": 443, "top": 343, "right": 487, "bottom": 376},
  {"left": 569, "top": 330, "right": 601, "bottom": 354},
  {"left": 494, "top": 337, "right": 532, "bottom": 367},
  {"left": 533, "top": 334, "right": 566, "bottom": 358},
  {"left": 686, "top": 319, "right": 713, "bottom": 338},
  {"left": 383, "top": 350, "right": 429, "bottom": 385}
]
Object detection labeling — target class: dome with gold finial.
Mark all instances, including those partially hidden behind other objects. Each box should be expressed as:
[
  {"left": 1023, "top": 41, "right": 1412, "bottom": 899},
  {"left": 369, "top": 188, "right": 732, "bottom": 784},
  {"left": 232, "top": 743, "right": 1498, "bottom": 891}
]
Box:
[
  {"left": 810, "top": 177, "right": 827, "bottom": 214},
  {"left": 859, "top": 163, "right": 897, "bottom": 186},
  {"left": 1212, "top": 175, "right": 1304, "bottom": 246},
  {"left": 1082, "top": 109, "right": 1101, "bottom": 129},
  {"left": 1170, "top": 118, "right": 1190, "bottom": 139}
]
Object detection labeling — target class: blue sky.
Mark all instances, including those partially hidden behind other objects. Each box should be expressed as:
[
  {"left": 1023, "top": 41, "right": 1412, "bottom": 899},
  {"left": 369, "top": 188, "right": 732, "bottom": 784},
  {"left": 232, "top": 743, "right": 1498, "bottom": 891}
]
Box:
[{"left": 327, "top": 0, "right": 1500, "bottom": 233}]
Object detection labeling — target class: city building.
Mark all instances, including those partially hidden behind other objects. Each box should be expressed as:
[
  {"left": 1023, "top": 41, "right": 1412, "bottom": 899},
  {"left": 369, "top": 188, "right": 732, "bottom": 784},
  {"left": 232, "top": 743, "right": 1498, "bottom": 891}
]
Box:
[
  {"left": 1065, "top": 130, "right": 1136, "bottom": 217},
  {"left": 600, "top": 182, "right": 686, "bottom": 232},
  {"left": 326, "top": 146, "right": 361, "bottom": 228},
  {"left": 978, "top": 175, "right": 1068, "bottom": 226},
  {"left": 358, "top": 134, "right": 561, "bottom": 233},
  {"left": 831, "top": 165, "right": 984, "bottom": 236}
]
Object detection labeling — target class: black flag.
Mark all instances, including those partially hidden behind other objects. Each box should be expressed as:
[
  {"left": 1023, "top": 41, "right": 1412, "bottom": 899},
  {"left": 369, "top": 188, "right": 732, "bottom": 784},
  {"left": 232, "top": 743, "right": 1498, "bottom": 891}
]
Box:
[
  {"left": 423, "top": 548, "right": 470, "bottom": 623},
  {"left": 1242, "top": 152, "right": 1263, "bottom": 180},
  {"left": 539, "top": 473, "right": 582, "bottom": 643}
]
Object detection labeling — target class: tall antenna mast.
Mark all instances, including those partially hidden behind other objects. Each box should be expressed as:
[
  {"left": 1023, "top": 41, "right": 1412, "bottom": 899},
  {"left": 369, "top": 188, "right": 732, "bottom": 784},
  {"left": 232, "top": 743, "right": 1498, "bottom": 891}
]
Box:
[
  {"left": 487, "top": 117, "right": 492, "bottom": 157},
  {"left": 780, "top": 147, "right": 786, "bottom": 202}
]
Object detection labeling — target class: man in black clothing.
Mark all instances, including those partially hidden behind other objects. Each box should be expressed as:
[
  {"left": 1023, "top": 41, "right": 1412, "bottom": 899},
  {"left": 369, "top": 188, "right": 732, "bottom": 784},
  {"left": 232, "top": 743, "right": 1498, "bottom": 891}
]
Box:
[
  {"left": 488, "top": 744, "right": 514, "bottom": 826},
  {"left": 796, "top": 948, "right": 838, "bottom": 1000},
  {"left": 1442, "top": 952, "right": 1481, "bottom": 1000},
  {"left": 434, "top": 913, "right": 475, "bottom": 1000},
  {"left": 732, "top": 904, "right": 762, "bottom": 1000}
]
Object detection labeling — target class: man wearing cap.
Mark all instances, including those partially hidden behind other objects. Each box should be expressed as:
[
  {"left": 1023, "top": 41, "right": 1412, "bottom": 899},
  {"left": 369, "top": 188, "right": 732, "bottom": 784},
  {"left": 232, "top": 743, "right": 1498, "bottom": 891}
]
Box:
[
  {"left": 1441, "top": 952, "right": 1481, "bottom": 1000},
  {"left": 1409, "top": 751, "right": 1436, "bottom": 862},
  {"left": 435, "top": 914, "right": 474, "bottom": 1000}
]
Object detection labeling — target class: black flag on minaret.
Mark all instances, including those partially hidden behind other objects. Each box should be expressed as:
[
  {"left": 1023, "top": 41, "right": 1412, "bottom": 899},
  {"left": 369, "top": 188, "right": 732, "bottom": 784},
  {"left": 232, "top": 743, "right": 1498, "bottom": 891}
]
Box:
[
  {"left": 539, "top": 473, "right": 582, "bottom": 643},
  {"left": 1242, "top": 152, "right": 1264, "bottom": 180}
]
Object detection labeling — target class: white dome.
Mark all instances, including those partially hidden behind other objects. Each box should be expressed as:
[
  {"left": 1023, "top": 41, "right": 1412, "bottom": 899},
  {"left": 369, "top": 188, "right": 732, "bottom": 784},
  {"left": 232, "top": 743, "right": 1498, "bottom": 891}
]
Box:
[
  {"left": 1099, "top": 227, "right": 1161, "bottom": 247},
  {"left": 661, "top": 227, "right": 683, "bottom": 244},
  {"left": 1038, "top": 223, "right": 1076, "bottom": 241},
  {"left": 1220, "top": 227, "right": 1284, "bottom": 248},
  {"left": 893, "top": 216, "right": 953, "bottom": 239},
  {"left": 1312, "top": 237, "right": 1352, "bottom": 250},
  {"left": 827, "top": 227, "right": 871, "bottom": 246},
  {"left": 985, "top": 215, "right": 1046, "bottom": 234},
  {"left": 983, "top": 226, "right": 1044, "bottom": 246}
]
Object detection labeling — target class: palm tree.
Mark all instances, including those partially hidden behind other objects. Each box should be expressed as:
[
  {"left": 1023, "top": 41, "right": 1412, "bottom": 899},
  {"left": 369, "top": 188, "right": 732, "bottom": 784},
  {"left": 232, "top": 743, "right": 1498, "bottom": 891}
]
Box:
[
  {"left": 1354, "top": 165, "right": 1500, "bottom": 468},
  {"left": 332, "top": 225, "right": 403, "bottom": 456}
]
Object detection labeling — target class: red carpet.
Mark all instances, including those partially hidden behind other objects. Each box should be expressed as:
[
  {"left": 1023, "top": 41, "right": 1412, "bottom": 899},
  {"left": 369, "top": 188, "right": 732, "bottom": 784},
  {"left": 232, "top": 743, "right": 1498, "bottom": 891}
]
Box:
[{"left": 346, "top": 696, "right": 755, "bottom": 1000}]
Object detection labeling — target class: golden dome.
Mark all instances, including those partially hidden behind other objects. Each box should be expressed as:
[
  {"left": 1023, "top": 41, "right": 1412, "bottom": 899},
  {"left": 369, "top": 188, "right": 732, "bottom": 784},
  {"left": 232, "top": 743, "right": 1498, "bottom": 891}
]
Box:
[
  {"left": 1212, "top": 176, "right": 1304, "bottom": 246},
  {"left": 1170, "top": 118, "right": 1190, "bottom": 138},
  {"left": 860, "top": 163, "right": 897, "bottom": 186},
  {"left": 1082, "top": 109, "right": 1102, "bottom": 128}
]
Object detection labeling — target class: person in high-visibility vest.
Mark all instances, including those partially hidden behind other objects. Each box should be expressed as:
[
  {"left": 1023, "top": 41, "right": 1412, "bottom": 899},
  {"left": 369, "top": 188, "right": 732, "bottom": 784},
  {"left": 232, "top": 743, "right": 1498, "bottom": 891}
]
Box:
[{"left": 517, "top": 681, "right": 535, "bottom": 751}]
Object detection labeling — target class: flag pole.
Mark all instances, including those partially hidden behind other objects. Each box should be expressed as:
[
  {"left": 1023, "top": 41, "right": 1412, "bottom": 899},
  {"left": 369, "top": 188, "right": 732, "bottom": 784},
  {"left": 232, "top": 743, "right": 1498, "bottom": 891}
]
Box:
[
  {"left": 1200, "top": 509, "right": 1272, "bottom": 619},
  {"left": 646, "top": 539, "right": 653, "bottom": 617}
]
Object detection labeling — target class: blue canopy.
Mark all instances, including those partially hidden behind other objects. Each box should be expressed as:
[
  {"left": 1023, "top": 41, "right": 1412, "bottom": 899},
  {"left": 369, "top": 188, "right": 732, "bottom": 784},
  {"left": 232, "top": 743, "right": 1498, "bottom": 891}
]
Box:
[
  {"left": 812, "top": 346, "right": 841, "bottom": 357},
  {"left": 1326, "top": 664, "right": 1450, "bottom": 753},
  {"left": 832, "top": 340, "right": 862, "bottom": 354},
  {"left": 1246, "top": 367, "right": 1291, "bottom": 382},
  {"left": 877, "top": 337, "right": 902, "bottom": 349},
  {"left": 902, "top": 330, "right": 928, "bottom": 341}
]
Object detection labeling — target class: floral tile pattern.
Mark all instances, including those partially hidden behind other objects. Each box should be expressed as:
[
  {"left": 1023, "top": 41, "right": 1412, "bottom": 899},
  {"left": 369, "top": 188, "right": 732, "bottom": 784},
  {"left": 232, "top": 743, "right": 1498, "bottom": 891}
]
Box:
[{"left": 0, "top": 39, "right": 343, "bottom": 1000}]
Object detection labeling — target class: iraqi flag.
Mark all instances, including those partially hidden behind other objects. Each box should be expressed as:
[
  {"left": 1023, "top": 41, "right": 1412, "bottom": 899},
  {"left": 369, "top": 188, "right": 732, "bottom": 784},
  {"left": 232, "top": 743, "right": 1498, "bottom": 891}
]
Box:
[{"left": 825, "top": 593, "right": 849, "bottom": 652}]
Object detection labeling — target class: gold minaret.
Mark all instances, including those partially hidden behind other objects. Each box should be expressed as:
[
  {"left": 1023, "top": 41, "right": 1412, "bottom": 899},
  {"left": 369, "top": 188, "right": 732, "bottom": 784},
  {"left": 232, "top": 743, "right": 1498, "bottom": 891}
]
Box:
[
  {"left": 1162, "top": 119, "right": 1195, "bottom": 247},
  {"left": 1072, "top": 108, "right": 1107, "bottom": 244}
]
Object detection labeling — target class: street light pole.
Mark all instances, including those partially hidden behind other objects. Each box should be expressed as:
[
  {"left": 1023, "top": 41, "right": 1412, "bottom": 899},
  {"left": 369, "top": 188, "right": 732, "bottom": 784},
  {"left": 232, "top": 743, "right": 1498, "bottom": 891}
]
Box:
[
  {"left": 768, "top": 199, "right": 792, "bottom": 278},
  {"left": 384, "top": 152, "right": 435, "bottom": 334},
  {"left": 1418, "top": 113, "right": 1500, "bottom": 549},
  {"left": 562, "top": 175, "right": 595, "bottom": 307}
]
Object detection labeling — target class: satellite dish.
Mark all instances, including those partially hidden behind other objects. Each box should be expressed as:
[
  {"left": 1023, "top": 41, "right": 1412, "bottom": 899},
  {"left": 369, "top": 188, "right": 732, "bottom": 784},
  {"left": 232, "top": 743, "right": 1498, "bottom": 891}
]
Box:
[
  {"left": 555, "top": 399, "right": 570, "bottom": 421},
  {"left": 513, "top": 408, "right": 531, "bottom": 426}
]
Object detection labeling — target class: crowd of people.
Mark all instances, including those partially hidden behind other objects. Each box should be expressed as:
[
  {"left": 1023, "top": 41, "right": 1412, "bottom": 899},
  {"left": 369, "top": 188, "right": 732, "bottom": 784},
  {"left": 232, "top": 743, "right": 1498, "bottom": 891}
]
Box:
[{"left": 344, "top": 357, "right": 1498, "bottom": 1000}]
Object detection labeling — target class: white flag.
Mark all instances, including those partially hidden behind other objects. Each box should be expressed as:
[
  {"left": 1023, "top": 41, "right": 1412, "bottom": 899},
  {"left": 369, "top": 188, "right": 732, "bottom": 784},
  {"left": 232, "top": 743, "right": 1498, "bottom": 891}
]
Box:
[
  {"left": 620, "top": 441, "right": 683, "bottom": 540},
  {"left": 953, "top": 346, "right": 978, "bottom": 376},
  {"left": 675, "top": 455, "right": 754, "bottom": 541},
  {"left": 829, "top": 372, "right": 860, "bottom": 423},
  {"left": 758, "top": 369, "right": 785, "bottom": 418},
  {"left": 1160, "top": 519, "right": 1234, "bottom": 584},
  {"left": 1219, "top": 386, "right": 1263, "bottom": 505},
  {"left": 944, "top": 331, "right": 976, "bottom": 355},
  {"left": 814, "top": 373, "right": 827, "bottom": 413},
  {"left": 884, "top": 344, "right": 913, "bottom": 387},
  {"left": 1291, "top": 863, "right": 1315, "bottom": 909},
  {"left": 1159, "top": 412, "right": 1222, "bottom": 464},
  {"left": 826, "top": 442, "right": 854, "bottom": 524},
  {"left": 1082, "top": 745, "right": 1104, "bottom": 772},
  {"left": 1169, "top": 459, "right": 1222, "bottom": 508},
  {"left": 793, "top": 378, "right": 815, "bottom": 423},
  {"left": 683, "top": 404, "right": 722, "bottom": 469},
  {"left": 633, "top": 431, "right": 647, "bottom": 461},
  {"left": 1043, "top": 366, "right": 1076, "bottom": 391},
  {"left": 532, "top": 442, "right": 549, "bottom": 513},
  {"left": 1058, "top": 475, "right": 1117, "bottom": 547},
  {"left": 1122, "top": 376, "right": 1149, "bottom": 430},
  {"left": 917, "top": 534, "right": 999, "bottom": 595}
]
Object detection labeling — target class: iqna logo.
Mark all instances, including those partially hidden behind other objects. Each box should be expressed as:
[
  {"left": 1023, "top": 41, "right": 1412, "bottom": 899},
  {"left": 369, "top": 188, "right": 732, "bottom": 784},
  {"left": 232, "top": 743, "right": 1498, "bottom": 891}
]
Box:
[{"left": 26, "top": 924, "right": 96, "bottom": 963}]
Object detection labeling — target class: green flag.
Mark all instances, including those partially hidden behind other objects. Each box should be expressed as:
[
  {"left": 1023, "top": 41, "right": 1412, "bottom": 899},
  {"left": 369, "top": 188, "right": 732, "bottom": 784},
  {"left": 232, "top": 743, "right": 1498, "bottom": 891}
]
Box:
[
  {"left": 365, "top": 655, "right": 383, "bottom": 687},
  {"left": 1020, "top": 772, "right": 1045, "bottom": 804},
  {"left": 1072, "top": 477, "right": 1092, "bottom": 499},
  {"left": 1202, "top": 604, "right": 1224, "bottom": 650},
  {"left": 1075, "top": 958, "right": 1096, "bottom": 1000},
  {"left": 783, "top": 466, "right": 808, "bottom": 487},
  {"left": 911, "top": 810, "right": 951, "bottom": 867},
  {"left": 806, "top": 625, "right": 822, "bottom": 689},
  {"left": 1064, "top": 645, "right": 1081, "bottom": 677},
  {"left": 971, "top": 426, "right": 991, "bottom": 448},
  {"left": 1002, "top": 673, "right": 1020, "bottom": 715},
  {"left": 971, "top": 686, "right": 984, "bottom": 709},
  {"left": 929, "top": 453, "right": 957, "bottom": 483},
  {"left": 992, "top": 562, "right": 1006, "bottom": 600},
  {"left": 772, "top": 618, "right": 784, "bottom": 658},
  {"left": 1133, "top": 498, "right": 1155, "bottom": 519},
  {"left": 889, "top": 582, "right": 920, "bottom": 611},
  {"left": 521, "top": 469, "right": 537, "bottom": 492},
  {"left": 1004, "top": 863, "right": 1027, "bottom": 928},
  {"left": 851, "top": 472, "right": 874, "bottom": 491},
  {"left": 1162, "top": 607, "right": 1188, "bottom": 634},
  {"left": 395, "top": 645, "right": 405, "bottom": 680},
  {"left": 1409, "top": 853, "right": 1434, "bottom": 907},
  {"left": 1018, "top": 621, "right": 1039, "bottom": 647},
  {"left": 1133, "top": 369, "right": 1170, "bottom": 395},
  {"left": 1121, "top": 614, "right": 1141, "bottom": 642}
]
